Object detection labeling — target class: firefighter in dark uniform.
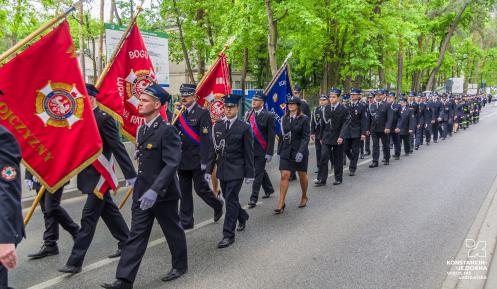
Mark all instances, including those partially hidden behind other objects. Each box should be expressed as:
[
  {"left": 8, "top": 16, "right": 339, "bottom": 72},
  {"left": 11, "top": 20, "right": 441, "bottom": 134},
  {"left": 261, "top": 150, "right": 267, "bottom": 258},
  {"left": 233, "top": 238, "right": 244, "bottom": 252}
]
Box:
[
  {"left": 290, "top": 85, "right": 310, "bottom": 181},
  {"left": 205, "top": 94, "right": 254, "bottom": 249},
  {"left": 342, "top": 88, "right": 367, "bottom": 176},
  {"left": 175, "top": 83, "right": 223, "bottom": 229},
  {"left": 243, "top": 92, "right": 275, "bottom": 208},
  {"left": 102, "top": 84, "right": 188, "bottom": 289},
  {"left": 439, "top": 94, "right": 453, "bottom": 140},
  {"left": 423, "top": 93, "right": 435, "bottom": 145},
  {"left": 407, "top": 92, "right": 418, "bottom": 153},
  {"left": 315, "top": 88, "right": 349, "bottom": 186},
  {"left": 59, "top": 84, "right": 138, "bottom": 274},
  {"left": 363, "top": 92, "right": 375, "bottom": 156},
  {"left": 387, "top": 92, "right": 402, "bottom": 160},
  {"left": 430, "top": 93, "right": 442, "bottom": 143},
  {"left": 415, "top": 94, "right": 426, "bottom": 149},
  {"left": 311, "top": 95, "right": 328, "bottom": 173},
  {"left": 0, "top": 124, "right": 24, "bottom": 289},
  {"left": 25, "top": 170, "right": 79, "bottom": 259},
  {"left": 368, "top": 89, "right": 393, "bottom": 167},
  {"left": 395, "top": 97, "right": 416, "bottom": 156}
]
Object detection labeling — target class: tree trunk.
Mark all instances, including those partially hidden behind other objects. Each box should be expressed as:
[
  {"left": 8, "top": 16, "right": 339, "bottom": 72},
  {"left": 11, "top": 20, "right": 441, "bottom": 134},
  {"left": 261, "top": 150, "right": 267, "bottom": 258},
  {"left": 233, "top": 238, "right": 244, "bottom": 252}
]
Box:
[
  {"left": 396, "top": 38, "right": 403, "bottom": 96},
  {"left": 110, "top": 0, "right": 122, "bottom": 25},
  {"left": 241, "top": 48, "right": 249, "bottom": 116},
  {"left": 98, "top": 0, "right": 105, "bottom": 75},
  {"left": 426, "top": 0, "right": 470, "bottom": 91},
  {"left": 265, "top": 0, "right": 278, "bottom": 76},
  {"left": 173, "top": 0, "right": 195, "bottom": 84},
  {"left": 79, "top": 1, "right": 86, "bottom": 80}
]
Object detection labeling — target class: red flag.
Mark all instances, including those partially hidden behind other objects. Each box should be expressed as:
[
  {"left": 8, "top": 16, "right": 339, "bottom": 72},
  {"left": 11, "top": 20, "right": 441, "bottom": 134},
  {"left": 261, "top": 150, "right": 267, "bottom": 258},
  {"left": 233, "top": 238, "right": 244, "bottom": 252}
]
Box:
[
  {"left": 195, "top": 52, "right": 232, "bottom": 122},
  {"left": 0, "top": 21, "right": 103, "bottom": 192},
  {"left": 97, "top": 24, "right": 167, "bottom": 142}
]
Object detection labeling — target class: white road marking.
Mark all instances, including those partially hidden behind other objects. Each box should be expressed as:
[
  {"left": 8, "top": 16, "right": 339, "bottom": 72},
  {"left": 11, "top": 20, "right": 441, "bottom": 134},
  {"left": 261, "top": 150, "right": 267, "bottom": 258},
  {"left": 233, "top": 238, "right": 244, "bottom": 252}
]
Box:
[{"left": 25, "top": 202, "right": 262, "bottom": 289}]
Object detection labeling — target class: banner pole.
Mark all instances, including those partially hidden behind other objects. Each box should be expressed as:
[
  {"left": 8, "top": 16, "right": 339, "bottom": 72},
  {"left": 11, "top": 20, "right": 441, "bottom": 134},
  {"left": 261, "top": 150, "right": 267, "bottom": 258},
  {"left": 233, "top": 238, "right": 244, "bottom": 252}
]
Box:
[
  {"left": 95, "top": 1, "right": 145, "bottom": 88},
  {"left": 0, "top": 1, "right": 81, "bottom": 64},
  {"left": 23, "top": 186, "right": 46, "bottom": 225},
  {"left": 118, "top": 187, "right": 134, "bottom": 210}
]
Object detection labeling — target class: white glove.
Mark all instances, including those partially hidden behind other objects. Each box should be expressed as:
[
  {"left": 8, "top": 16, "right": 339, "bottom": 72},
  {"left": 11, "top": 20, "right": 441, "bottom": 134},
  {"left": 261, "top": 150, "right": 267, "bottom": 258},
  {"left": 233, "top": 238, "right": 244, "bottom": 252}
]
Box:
[
  {"left": 204, "top": 174, "right": 212, "bottom": 183},
  {"left": 265, "top": 154, "right": 272, "bottom": 162},
  {"left": 245, "top": 178, "right": 254, "bottom": 184},
  {"left": 295, "top": 153, "right": 304, "bottom": 163},
  {"left": 200, "top": 163, "right": 207, "bottom": 171},
  {"left": 25, "top": 180, "right": 34, "bottom": 191},
  {"left": 126, "top": 177, "right": 137, "bottom": 187}
]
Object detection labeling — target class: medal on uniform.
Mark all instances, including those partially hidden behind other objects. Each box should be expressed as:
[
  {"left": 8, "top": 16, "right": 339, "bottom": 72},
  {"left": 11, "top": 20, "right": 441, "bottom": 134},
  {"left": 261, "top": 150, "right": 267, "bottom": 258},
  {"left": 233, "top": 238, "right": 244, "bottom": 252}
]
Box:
[
  {"left": 146, "top": 143, "right": 153, "bottom": 149},
  {"left": 1, "top": 166, "right": 17, "bottom": 181}
]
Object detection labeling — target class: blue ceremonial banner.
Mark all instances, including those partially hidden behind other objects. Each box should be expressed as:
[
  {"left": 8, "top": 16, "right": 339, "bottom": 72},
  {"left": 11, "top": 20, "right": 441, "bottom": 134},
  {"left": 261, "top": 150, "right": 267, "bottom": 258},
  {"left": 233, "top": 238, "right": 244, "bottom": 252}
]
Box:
[{"left": 264, "top": 63, "right": 293, "bottom": 134}]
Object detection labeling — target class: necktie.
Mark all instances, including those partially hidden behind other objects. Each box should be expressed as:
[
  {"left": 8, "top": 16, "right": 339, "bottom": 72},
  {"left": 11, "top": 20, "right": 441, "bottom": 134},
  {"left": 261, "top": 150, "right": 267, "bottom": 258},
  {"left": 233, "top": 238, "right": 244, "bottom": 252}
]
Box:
[
  {"left": 142, "top": 125, "right": 148, "bottom": 137},
  {"left": 226, "top": 120, "right": 230, "bottom": 131}
]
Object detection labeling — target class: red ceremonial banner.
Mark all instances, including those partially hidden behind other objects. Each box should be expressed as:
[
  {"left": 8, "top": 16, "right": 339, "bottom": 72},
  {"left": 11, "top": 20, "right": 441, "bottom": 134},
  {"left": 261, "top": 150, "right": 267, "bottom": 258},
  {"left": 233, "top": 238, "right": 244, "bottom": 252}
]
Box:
[
  {"left": 97, "top": 23, "right": 166, "bottom": 142},
  {"left": 195, "top": 52, "right": 232, "bottom": 123},
  {"left": 0, "top": 21, "right": 103, "bottom": 193}
]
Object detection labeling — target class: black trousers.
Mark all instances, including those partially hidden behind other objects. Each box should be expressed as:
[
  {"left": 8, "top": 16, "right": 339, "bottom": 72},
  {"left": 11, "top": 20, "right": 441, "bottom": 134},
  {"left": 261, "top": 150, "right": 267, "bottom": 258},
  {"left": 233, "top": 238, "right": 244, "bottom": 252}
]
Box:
[
  {"left": 432, "top": 121, "right": 440, "bottom": 141},
  {"left": 315, "top": 138, "right": 322, "bottom": 169},
  {"left": 409, "top": 132, "right": 415, "bottom": 151},
  {"left": 178, "top": 169, "right": 223, "bottom": 228},
  {"left": 371, "top": 132, "right": 390, "bottom": 162},
  {"left": 250, "top": 156, "right": 274, "bottom": 203},
  {"left": 391, "top": 133, "right": 401, "bottom": 157},
  {"left": 318, "top": 143, "right": 343, "bottom": 183},
  {"left": 116, "top": 199, "right": 187, "bottom": 283},
  {"left": 400, "top": 134, "right": 411, "bottom": 155},
  {"left": 0, "top": 264, "right": 9, "bottom": 289},
  {"left": 365, "top": 134, "right": 371, "bottom": 153},
  {"left": 424, "top": 124, "right": 432, "bottom": 143},
  {"left": 343, "top": 138, "right": 360, "bottom": 171},
  {"left": 66, "top": 193, "right": 129, "bottom": 267},
  {"left": 39, "top": 186, "right": 79, "bottom": 246},
  {"left": 415, "top": 125, "right": 424, "bottom": 147},
  {"left": 221, "top": 179, "right": 248, "bottom": 239}
]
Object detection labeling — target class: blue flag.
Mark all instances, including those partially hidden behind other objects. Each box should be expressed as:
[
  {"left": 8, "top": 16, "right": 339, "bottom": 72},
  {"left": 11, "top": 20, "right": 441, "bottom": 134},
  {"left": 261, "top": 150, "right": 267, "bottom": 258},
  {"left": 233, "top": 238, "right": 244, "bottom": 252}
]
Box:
[{"left": 264, "top": 63, "right": 293, "bottom": 134}]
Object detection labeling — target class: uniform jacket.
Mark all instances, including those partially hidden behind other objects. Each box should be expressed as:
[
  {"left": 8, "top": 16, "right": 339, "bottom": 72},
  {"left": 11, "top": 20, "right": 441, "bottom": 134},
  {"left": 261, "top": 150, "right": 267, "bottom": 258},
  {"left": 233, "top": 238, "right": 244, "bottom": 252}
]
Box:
[
  {"left": 310, "top": 106, "right": 324, "bottom": 140},
  {"left": 244, "top": 109, "right": 275, "bottom": 157},
  {"left": 408, "top": 101, "right": 419, "bottom": 125},
  {"left": 206, "top": 118, "right": 255, "bottom": 181},
  {"left": 368, "top": 101, "right": 393, "bottom": 132},
  {"left": 319, "top": 103, "right": 349, "bottom": 145},
  {"left": 342, "top": 101, "right": 368, "bottom": 139},
  {"left": 389, "top": 102, "right": 401, "bottom": 130},
  {"left": 422, "top": 102, "right": 435, "bottom": 124},
  {"left": 440, "top": 101, "right": 454, "bottom": 123},
  {"left": 396, "top": 107, "right": 416, "bottom": 135},
  {"left": 134, "top": 115, "right": 181, "bottom": 201},
  {"left": 431, "top": 100, "right": 442, "bottom": 119},
  {"left": 0, "top": 125, "right": 24, "bottom": 244},
  {"left": 175, "top": 103, "right": 212, "bottom": 170},
  {"left": 278, "top": 114, "right": 310, "bottom": 160},
  {"left": 77, "top": 108, "right": 137, "bottom": 195}
]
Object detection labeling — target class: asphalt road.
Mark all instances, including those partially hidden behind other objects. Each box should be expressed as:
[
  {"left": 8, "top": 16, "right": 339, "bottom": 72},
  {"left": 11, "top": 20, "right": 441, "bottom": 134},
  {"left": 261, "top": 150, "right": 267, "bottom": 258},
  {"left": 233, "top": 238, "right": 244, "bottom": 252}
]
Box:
[{"left": 10, "top": 105, "right": 497, "bottom": 289}]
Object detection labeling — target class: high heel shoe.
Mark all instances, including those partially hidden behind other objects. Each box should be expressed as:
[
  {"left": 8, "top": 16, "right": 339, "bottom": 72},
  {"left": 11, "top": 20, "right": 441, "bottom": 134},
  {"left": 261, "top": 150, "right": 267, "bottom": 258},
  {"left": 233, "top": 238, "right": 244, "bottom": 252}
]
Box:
[
  {"left": 298, "top": 198, "right": 308, "bottom": 208},
  {"left": 274, "top": 203, "right": 286, "bottom": 215}
]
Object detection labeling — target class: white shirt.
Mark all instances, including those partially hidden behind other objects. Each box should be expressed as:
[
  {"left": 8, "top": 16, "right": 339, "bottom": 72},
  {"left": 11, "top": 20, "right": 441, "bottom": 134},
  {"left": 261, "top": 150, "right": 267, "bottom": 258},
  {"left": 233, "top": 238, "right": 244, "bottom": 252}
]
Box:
[
  {"left": 186, "top": 102, "right": 196, "bottom": 113},
  {"left": 226, "top": 116, "right": 237, "bottom": 129},
  {"left": 144, "top": 113, "right": 161, "bottom": 128}
]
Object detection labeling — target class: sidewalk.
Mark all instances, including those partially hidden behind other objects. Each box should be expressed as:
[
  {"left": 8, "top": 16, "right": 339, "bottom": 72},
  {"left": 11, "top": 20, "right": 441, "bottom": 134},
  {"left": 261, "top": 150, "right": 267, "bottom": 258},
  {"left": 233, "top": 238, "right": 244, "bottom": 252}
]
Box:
[{"left": 441, "top": 172, "right": 497, "bottom": 289}]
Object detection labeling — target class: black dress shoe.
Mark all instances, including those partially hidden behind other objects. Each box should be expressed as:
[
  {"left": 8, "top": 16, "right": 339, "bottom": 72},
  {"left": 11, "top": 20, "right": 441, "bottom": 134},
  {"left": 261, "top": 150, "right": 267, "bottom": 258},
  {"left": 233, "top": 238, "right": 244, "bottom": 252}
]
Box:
[
  {"left": 262, "top": 191, "right": 273, "bottom": 199},
  {"left": 274, "top": 203, "right": 286, "bottom": 215},
  {"left": 314, "top": 181, "right": 326, "bottom": 187},
  {"left": 434, "top": 140, "right": 438, "bottom": 143},
  {"left": 217, "top": 237, "right": 235, "bottom": 248},
  {"left": 333, "top": 181, "right": 342, "bottom": 185},
  {"left": 108, "top": 249, "right": 121, "bottom": 259},
  {"left": 101, "top": 279, "right": 133, "bottom": 289},
  {"left": 394, "top": 156, "right": 400, "bottom": 160},
  {"left": 237, "top": 222, "right": 246, "bottom": 232},
  {"left": 181, "top": 224, "right": 194, "bottom": 230},
  {"left": 415, "top": 146, "right": 419, "bottom": 150},
  {"left": 247, "top": 201, "right": 257, "bottom": 209},
  {"left": 384, "top": 161, "right": 389, "bottom": 165},
  {"left": 214, "top": 200, "right": 224, "bottom": 222},
  {"left": 365, "top": 151, "right": 371, "bottom": 156},
  {"left": 369, "top": 162, "right": 378, "bottom": 168},
  {"left": 161, "top": 268, "right": 188, "bottom": 282},
  {"left": 360, "top": 154, "right": 364, "bottom": 159},
  {"left": 58, "top": 265, "right": 82, "bottom": 274},
  {"left": 349, "top": 170, "right": 355, "bottom": 176},
  {"left": 28, "top": 244, "right": 59, "bottom": 259}
]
